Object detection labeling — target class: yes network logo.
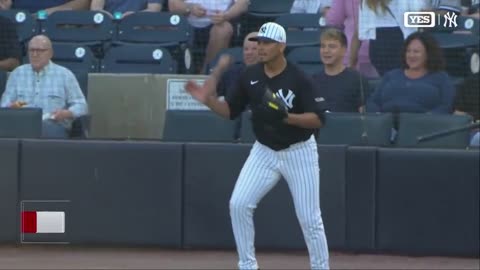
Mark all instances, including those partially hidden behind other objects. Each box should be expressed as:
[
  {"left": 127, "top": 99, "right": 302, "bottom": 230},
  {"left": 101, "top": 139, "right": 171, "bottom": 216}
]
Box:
[
  {"left": 404, "top": 11, "right": 459, "bottom": 28},
  {"left": 404, "top": 12, "right": 436, "bottom": 27}
]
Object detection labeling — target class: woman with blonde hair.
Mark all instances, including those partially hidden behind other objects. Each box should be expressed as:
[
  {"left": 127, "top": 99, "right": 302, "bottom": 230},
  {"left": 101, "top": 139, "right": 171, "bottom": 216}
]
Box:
[{"left": 350, "top": 0, "right": 430, "bottom": 76}]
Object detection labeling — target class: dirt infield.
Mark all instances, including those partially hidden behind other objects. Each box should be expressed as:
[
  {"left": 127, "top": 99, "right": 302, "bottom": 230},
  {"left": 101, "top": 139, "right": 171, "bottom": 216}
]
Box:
[{"left": 0, "top": 245, "right": 478, "bottom": 269}]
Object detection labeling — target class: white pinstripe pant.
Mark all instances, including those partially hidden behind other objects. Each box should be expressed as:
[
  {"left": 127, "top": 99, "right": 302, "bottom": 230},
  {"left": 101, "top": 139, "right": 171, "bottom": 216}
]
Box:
[{"left": 229, "top": 135, "right": 330, "bottom": 270}]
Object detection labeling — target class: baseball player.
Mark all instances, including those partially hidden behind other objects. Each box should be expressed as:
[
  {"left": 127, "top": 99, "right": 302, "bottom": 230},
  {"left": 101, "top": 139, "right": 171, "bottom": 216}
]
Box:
[{"left": 185, "top": 22, "right": 330, "bottom": 270}]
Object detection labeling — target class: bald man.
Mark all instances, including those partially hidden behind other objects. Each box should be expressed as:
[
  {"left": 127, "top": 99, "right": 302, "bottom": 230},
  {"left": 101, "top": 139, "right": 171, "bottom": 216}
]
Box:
[
  {"left": 0, "top": 35, "right": 88, "bottom": 138},
  {"left": 216, "top": 32, "right": 259, "bottom": 98}
]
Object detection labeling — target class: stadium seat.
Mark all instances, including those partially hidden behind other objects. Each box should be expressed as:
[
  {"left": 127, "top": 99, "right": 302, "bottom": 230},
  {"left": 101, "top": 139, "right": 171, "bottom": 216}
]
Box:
[
  {"left": 70, "top": 115, "right": 91, "bottom": 139},
  {"left": 431, "top": 17, "right": 479, "bottom": 77},
  {"left": 248, "top": 0, "right": 294, "bottom": 18},
  {"left": 205, "top": 47, "right": 243, "bottom": 74},
  {"left": 241, "top": 0, "right": 295, "bottom": 36},
  {"left": 457, "top": 16, "right": 479, "bottom": 36},
  {"left": 431, "top": 16, "right": 479, "bottom": 35},
  {"left": 162, "top": 110, "right": 236, "bottom": 142},
  {"left": 317, "top": 112, "right": 394, "bottom": 146},
  {"left": 239, "top": 110, "right": 255, "bottom": 143},
  {"left": 432, "top": 32, "right": 479, "bottom": 49},
  {"left": 39, "top": 11, "right": 114, "bottom": 46},
  {"left": 0, "top": 108, "right": 42, "bottom": 138},
  {"left": 433, "top": 35, "right": 479, "bottom": 77},
  {"left": 115, "top": 12, "right": 193, "bottom": 73},
  {"left": 395, "top": 113, "right": 473, "bottom": 149},
  {"left": 49, "top": 42, "right": 99, "bottom": 73},
  {"left": 74, "top": 71, "right": 89, "bottom": 98},
  {"left": 286, "top": 46, "right": 323, "bottom": 75},
  {"left": 100, "top": 44, "right": 177, "bottom": 74},
  {"left": 0, "top": 9, "right": 37, "bottom": 43},
  {"left": 275, "top": 13, "right": 324, "bottom": 48}
]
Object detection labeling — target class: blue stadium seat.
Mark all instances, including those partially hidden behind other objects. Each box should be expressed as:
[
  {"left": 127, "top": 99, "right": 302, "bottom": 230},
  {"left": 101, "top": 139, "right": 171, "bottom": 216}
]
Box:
[
  {"left": 39, "top": 11, "right": 114, "bottom": 45},
  {"left": 317, "top": 112, "right": 394, "bottom": 146},
  {"left": 0, "top": 108, "right": 42, "bottom": 138},
  {"left": 432, "top": 32, "right": 479, "bottom": 49},
  {"left": 163, "top": 110, "right": 236, "bottom": 142},
  {"left": 242, "top": 0, "right": 295, "bottom": 37},
  {"left": 431, "top": 15, "right": 479, "bottom": 35},
  {"left": 100, "top": 44, "right": 177, "bottom": 74},
  {"left": 431, "top": 17, "right": 479, "bottom": 77},
  {"left": 457, "top": 16, "right": 479, "bottom": 36},
  {"left": 205, "top": 47, "right": 243, "bottom": 74},
  {"left": 395, "top": 113, "right": 473, "bottom": 149},
  {"left": 248, "top": 0, "right": 294, "bottom": 18},
  {"left": 286, "top": 46, "right": 323, "bottom": 75},
  {"left": 74, "top": 71, "right": 89, "bottom": 98},
  {"left": 240, "top": 112, "right": 394, "bottom": 146},
  {"left": 115, "top": 12, "right": 193, "bottom": 73},
  {"left": 239, "top": 110, "right": 256, "bottom": 143},
  {"left": 0, "top": 9, "right": 37, "bottom": 43},
  {"left": 275, "top": 13, "right": 324, "bottom": 48},
  {"left": 50, "top": 42, "right": 99, "bottom": 73},
  {"left": 70, "top": 114, "right": 90, "bottom": 139}
]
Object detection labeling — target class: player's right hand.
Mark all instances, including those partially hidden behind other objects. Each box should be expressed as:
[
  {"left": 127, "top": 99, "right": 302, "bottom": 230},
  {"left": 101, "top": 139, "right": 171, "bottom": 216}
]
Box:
[{"left": 185, "top": 80, "right": 213, "bottom": 104}]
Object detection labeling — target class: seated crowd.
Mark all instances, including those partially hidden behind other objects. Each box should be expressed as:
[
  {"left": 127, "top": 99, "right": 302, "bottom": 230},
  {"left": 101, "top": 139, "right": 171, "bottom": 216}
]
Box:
[{"left": 0, "top": 0, "right": 478, "bottom": 146}]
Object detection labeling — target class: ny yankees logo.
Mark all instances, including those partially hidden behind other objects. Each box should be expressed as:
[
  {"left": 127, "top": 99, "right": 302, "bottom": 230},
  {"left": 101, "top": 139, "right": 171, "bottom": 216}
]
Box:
[
  {"left": 260, "top": 26, "right": 267, "bottom": 33},
  {"left": 443, "top": 11, "right": 458, "bottom": 28},
  {"left": 276, "top": 89, "right": 295, "bottom": 109}
]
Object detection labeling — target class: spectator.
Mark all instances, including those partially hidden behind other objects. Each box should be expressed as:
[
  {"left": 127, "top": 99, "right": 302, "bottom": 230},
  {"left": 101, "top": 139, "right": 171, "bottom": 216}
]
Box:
[
  {"left": 217, "top": 31, "right": 259, "bottom": 97},
  {"left": 290, "top": 0, "right": 331, "bottom": 15},
  {"left": 0, "top": 35, "right": 88, "bottom": 138},
  {"left": 326, "top": 0, "right": 378, "bottom": 78},
  {"left": 90, "top": 0, "right": 162, "bottom": 19},
  {"left": 168, "top": 0, "right": 249, "bottom": 74},
  {"left": 366, "top": 31, "right": 456, "bottom": 114},
  {"left": 454, "top": 73, "right": 479, "bottom": 146},
  {"left": 351, "top": 0, "right": 430, "bottom": 76},
  {"left": 312, "top": 28, "right": 369, "bottom": 113},
  {"left": 11, "top": 0, "right": 90, "bottom": 15},
  {"left": 0, "top": 16, "right": 21, "bottom": 72}
]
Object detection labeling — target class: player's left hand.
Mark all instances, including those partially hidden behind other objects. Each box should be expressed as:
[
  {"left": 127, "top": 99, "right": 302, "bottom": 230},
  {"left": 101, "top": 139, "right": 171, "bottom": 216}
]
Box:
[{"left": 255, "top": 87, "right": 288, "bottom": 122}]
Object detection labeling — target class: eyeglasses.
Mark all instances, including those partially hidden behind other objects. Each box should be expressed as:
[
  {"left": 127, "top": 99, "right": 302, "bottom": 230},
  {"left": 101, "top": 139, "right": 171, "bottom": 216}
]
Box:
[{"left": 28, "top": 48, "right": 50, "bottom": 53}]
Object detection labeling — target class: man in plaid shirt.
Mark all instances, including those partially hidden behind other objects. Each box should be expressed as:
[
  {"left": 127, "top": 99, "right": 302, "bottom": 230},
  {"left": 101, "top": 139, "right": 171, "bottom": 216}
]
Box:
[{"left": 0, "top": 35, "right": 88, "bottom": 138}]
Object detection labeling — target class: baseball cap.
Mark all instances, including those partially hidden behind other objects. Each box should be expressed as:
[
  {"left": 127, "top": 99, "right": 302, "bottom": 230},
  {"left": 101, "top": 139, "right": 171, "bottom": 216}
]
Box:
[{"left": 248, "top": 22, "right": 287, "bottom": 43}]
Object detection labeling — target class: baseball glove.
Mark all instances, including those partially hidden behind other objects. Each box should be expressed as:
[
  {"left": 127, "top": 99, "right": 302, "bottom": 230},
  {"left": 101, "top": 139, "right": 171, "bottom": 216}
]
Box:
[{"left": 254, "top": 87, "right": 288, "bottom": 122}]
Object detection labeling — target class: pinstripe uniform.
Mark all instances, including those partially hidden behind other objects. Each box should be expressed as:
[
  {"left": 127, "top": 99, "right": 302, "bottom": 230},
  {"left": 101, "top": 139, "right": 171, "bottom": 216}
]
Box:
[{"left": 225, "top": 59, "right": 330, "bottom": 269}]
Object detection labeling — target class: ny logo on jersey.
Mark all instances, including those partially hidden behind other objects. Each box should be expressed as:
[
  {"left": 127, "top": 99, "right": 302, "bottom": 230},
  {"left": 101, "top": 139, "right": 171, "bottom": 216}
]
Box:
[{"left": 276, "top": 89, "right": 295, "bottom": 109}]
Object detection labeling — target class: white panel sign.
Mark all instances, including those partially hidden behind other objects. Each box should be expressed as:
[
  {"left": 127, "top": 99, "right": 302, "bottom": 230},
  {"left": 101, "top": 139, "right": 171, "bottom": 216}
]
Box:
[{"left": 166, "top": 78, "right": 209, "bottom": 110}]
